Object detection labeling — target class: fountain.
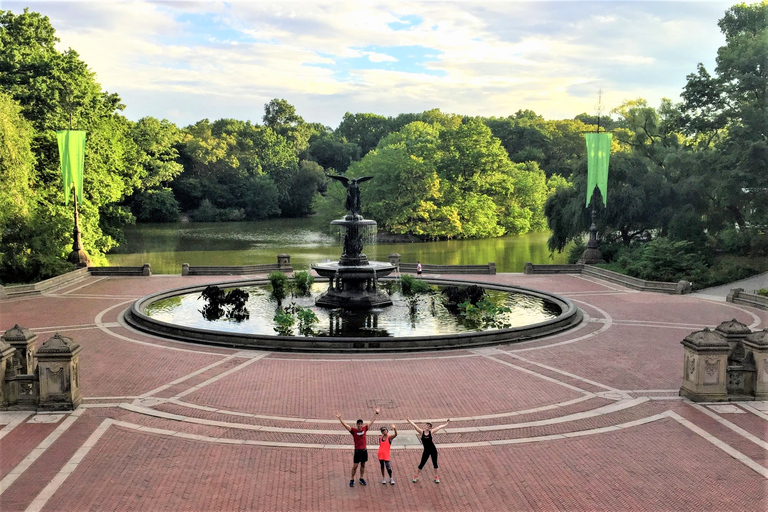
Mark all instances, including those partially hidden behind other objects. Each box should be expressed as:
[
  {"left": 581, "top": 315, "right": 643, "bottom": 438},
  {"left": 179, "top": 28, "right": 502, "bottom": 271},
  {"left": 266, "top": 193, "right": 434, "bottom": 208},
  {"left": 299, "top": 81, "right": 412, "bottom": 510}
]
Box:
[
  {"left": 311, "top": 175, "right": 395, "bottom": 309},
  {"left": 123, "top": 174, "right": 583, "bottom": 351}
]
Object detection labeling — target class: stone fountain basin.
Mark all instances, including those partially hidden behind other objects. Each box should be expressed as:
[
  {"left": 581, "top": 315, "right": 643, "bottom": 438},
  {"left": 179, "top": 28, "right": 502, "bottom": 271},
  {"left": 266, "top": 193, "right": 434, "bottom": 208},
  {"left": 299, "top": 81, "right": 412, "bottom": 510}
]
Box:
[
  {"left": 311, "top": 260, "right": 395, "bottom": 279},
  {"left": 122, "top": 277, "right": 583, "bottom": 352}
]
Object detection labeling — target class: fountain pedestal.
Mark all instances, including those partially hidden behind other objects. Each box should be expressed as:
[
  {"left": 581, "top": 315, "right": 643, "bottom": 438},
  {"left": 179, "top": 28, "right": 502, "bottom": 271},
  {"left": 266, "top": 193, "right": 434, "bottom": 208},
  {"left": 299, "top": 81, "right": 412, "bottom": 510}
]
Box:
[{"left": 312, "top": 215, "right": 395, "bottom": 309}]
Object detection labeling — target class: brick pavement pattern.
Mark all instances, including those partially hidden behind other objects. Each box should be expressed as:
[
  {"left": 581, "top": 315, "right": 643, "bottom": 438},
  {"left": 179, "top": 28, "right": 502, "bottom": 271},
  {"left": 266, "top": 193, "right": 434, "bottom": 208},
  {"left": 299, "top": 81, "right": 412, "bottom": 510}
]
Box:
[{"left": 1, "top": 273, "right": 767, "bottom": 512}]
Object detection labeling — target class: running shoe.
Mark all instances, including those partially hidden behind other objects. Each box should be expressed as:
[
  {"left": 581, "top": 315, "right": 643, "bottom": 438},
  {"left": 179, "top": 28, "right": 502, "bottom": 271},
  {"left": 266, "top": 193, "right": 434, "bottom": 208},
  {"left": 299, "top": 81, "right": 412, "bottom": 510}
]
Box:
[
  {"left": 359, "top": 478, "right": 367, "bottom": 486},
  {"left": 349, "top": 480, "right": 354, "bottom": 487},
  {"left": 390, "top": 478, "right": 395, "bottom": 485},
  {"left": 382, "top": 478, "right": 387, "bottom": 484},
  {"left": 412, "top": 476, "right": 419, "bottom": 483},
  {"left": 434, "top": 477, "right": 440, "bottom": 483}
]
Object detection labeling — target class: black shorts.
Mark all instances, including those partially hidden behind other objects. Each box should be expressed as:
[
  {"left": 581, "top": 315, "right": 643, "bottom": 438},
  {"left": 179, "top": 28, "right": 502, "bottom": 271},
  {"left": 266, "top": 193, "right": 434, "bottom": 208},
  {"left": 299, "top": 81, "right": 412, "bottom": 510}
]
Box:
[{"left": 353, "top": 449, "right": 368, "bottom": 464}]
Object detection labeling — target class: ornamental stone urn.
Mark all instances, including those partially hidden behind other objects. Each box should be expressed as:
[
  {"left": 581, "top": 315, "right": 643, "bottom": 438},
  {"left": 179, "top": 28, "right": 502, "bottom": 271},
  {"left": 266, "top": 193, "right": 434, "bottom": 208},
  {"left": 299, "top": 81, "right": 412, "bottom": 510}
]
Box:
[
  {"left": 36, "top": 333, "right": 82, "bottom": 411},
  {"left": 679, "top": 328, "right": 731, "bottom": 402}
]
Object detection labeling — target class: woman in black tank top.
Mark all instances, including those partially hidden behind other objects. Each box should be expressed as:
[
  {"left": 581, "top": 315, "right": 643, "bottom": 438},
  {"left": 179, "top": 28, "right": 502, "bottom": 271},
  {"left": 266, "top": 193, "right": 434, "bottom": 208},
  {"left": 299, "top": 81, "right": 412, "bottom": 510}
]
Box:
[{"left": 406, "top": 417, "right": 450, "bottom": 483}]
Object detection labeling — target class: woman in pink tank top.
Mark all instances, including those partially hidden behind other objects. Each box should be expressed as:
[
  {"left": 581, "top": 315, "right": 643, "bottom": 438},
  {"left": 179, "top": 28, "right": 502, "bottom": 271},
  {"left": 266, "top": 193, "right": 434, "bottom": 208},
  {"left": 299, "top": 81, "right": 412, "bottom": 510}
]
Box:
[{"left": 378, "top": 424, "right": 398, "bottom": 485}]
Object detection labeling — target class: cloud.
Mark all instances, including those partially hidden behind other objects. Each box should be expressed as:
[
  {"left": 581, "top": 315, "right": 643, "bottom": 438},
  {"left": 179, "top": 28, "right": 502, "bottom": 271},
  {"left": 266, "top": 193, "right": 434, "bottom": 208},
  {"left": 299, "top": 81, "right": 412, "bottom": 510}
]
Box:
[{"left": 4, "top": 0, "right": 735, "bottom": 127}]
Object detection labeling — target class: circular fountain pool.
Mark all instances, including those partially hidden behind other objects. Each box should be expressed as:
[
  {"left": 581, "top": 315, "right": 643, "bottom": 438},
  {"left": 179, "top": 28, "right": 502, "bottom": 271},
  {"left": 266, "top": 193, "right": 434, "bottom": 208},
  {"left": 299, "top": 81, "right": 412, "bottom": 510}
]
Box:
[{"left": 123, "top": 277, "right": 582, "bottom": 352}]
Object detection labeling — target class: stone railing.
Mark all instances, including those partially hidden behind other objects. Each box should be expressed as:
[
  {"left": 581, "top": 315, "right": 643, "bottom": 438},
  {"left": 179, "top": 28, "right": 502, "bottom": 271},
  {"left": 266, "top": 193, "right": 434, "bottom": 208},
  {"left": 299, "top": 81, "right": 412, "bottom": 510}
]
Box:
[
  {"left": 88, "top": 264, "right": 151, "bottom": 277},
  {"left": 397, "top": 263, "right": 496, "bottom": 275},
  {"left": 183, "top": 263, "right": 292, "bottom": 276},
  {"left": 727, "top": 288, "right": 768, "bottom": 311},
  {"left": 0, "top": 267, "right": 89, "bottom": 299},
  {"left": 524, "top": 263, "right": 691, "bottom": 295}
]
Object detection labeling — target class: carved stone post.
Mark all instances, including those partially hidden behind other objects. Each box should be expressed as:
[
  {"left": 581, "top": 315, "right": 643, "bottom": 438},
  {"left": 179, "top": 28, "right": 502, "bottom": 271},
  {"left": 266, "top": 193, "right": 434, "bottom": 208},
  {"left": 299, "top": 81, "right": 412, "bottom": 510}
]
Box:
[
  {"left": 142, "top": 263, "right": 151, "bottom": 276},
  {"left": 36, "top": 333, "right": 82, "bottom": 411},
  {"left": 388, "top": 253, "right": 401, "bottom": 266},
  {"left": 277, "top": 253, "right": 291, "bottom": 269},
  {"left": 714, "top": 319, "right": 752, "bottom": 395},
  {"left": 743, "top": 329, "right": 768, "bottom": 400},
  {"left": 1, "top": 324, "right": 38, "bottom": 375},
  {"left": 0, "top": 338, "right": 16, "bottom": 408},
  {"left": 182, "top": 263, "right": 190, "bottom": 276},
  {"left": 679, "top": 328, "right": 731, "bottom": 402}
]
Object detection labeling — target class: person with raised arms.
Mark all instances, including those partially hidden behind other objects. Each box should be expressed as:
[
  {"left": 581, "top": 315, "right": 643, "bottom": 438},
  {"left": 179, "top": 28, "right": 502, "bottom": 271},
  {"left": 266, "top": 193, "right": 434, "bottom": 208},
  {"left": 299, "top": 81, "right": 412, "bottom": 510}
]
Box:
[
  {"left": 336, "top": 407, "right": 380, "bottom": 487},
  {"left": 407, "top": 417, "right": 450, "bottom": 483}
]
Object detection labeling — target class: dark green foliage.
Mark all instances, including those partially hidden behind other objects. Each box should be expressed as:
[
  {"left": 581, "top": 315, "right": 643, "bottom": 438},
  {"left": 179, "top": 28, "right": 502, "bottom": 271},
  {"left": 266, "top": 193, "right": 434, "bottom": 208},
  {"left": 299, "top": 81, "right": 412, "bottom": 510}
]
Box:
[
  {"left": 292, "top": 270, "right": 314, "bottom": 296},
  {"left": 268, "top": 271, "right": 289, "bottom": 300},
  {"left": 198, "top": 285, "right": 250, "bottom": 322},
  {"left": 442, "top": 285, "right": 486, "bottom": 306},
  {"left": 131, "top": 188, "right": 180, "bottom": 223},
  {"left": 189, "top": 199, "right": 245, "bottom": 222},
  {"left": 616, "top": 239, "right": 708, "bottom": 283},
  {"left": 400, "top": 274, "right": 431, "bottom": 295}
]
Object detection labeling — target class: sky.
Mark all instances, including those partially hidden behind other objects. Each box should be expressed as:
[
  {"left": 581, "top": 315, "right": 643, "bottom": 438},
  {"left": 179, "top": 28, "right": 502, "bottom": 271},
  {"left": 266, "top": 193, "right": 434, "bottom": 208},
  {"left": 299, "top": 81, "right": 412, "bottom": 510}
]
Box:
[{"left": 2, "top": 1, "right": 736, "bottom": 128}]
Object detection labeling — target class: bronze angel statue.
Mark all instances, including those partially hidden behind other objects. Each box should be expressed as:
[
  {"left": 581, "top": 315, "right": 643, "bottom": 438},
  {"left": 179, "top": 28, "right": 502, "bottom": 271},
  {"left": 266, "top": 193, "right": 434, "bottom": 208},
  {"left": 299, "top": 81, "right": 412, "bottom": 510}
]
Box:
[{"left": 327, "top": 175, "right": 374, "bottom": 217}]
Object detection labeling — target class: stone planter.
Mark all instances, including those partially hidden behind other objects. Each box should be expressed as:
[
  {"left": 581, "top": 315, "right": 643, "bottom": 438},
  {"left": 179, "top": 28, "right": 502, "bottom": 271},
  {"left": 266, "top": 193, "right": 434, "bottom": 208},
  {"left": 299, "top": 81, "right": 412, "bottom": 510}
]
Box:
[
  {"left": 36, "top": 333, "right": 82, "bottom": 411},
  {"left": 680, "top": 328, "right": 731, "bottom": 402}
]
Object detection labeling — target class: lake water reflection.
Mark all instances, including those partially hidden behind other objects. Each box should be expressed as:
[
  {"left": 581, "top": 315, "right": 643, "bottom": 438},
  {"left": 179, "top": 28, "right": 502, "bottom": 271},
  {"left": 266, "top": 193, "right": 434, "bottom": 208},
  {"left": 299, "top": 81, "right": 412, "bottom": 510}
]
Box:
[{"left": 107, "top": 218, "right": 568, "bottom": 274}]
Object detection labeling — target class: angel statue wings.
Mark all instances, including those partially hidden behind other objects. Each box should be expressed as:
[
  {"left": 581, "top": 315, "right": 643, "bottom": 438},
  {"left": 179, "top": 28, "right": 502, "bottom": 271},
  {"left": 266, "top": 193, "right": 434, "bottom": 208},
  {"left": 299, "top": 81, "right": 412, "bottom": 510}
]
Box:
[{"left": 327, "top": 175, "right": 374, "bottom": 217}]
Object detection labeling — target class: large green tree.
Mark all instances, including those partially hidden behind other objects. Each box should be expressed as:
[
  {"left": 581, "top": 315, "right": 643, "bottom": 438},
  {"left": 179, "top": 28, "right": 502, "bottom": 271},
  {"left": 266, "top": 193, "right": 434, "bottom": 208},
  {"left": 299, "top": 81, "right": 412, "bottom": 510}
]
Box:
[{"left": 0, "top": 9, "right": 143, "bottom": 279}]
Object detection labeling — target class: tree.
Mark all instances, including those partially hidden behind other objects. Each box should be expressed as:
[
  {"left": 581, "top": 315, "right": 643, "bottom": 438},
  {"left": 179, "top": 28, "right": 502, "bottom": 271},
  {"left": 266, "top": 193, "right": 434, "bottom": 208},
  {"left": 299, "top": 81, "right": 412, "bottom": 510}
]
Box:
[
  {"left": 336, "top": 112, "right": 392, "bottom": 156},
  {"left": 262, "top": 98, "right": 311, "bottom": 156},
  {"left": 131, "top": 117, "right": 185, "bottom": 190},
  {"left": 0, "top": 8, "right": 143, "bottom": 277},
  {"left": 677, "top": 1, "right": 768, "bottom": 229}
]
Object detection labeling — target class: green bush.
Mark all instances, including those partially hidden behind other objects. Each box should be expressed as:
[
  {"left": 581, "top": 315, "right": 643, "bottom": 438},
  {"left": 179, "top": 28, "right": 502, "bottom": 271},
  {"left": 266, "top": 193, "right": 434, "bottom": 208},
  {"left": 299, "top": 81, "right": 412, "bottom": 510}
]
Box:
[
  {"left": 757, "top": 289, "right": 768, "bottom": 297},
  {"left": 292, "top": 270, "right": 314, "bottom": 296},
  {"left": 269, "top": 271, "right": 289, "bottom": 300},
  {"left": 401, "top": 273, "right": 431, "bottom": 295},
  {"left": 273, "top": 308, "right": 295, "bottom": 336},
  {"left": 190, "top": 199, "right": 245, "bottom": 222},
  {"left": 619, "top": 238, "right": 708, "bottom": 283}
]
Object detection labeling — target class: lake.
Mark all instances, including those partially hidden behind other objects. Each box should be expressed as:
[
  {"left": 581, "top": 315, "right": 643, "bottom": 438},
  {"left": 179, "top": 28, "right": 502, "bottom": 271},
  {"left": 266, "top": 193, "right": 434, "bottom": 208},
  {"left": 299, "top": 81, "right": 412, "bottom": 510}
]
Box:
[{"left": 106, "top": 218, "right": 568, "bottom": 274}]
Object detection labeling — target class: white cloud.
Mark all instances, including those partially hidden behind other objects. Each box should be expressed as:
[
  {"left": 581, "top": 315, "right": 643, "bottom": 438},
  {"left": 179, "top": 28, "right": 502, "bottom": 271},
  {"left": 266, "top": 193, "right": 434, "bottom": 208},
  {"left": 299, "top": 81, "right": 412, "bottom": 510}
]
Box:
[{"left": 4, "top": 0, "right": 735, "bottom": 127}]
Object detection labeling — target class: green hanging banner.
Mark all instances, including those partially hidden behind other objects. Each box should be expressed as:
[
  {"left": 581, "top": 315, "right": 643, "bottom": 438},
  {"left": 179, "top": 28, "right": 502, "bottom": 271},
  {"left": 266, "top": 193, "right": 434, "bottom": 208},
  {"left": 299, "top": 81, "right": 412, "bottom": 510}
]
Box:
[
  {"left": 57, "top": 130, "right": 86, "bottom": 205},
  {"left": 585, "top": 132, "right": 612, "bottom": 207}
]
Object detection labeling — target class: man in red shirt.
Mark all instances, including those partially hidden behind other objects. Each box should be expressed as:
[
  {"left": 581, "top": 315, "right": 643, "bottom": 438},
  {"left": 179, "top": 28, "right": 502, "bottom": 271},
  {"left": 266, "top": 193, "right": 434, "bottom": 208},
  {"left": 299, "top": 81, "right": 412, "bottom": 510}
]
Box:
[{"left": 335, "top": 407, "right": 380, "bottom": 487}]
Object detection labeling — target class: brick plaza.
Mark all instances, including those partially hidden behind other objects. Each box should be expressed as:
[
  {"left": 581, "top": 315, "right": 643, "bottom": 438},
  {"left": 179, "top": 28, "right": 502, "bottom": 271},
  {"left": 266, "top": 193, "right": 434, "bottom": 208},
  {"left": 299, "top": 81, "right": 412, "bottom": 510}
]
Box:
[{"left": 1, "top": 272, "right": 766, "bottom": 511}]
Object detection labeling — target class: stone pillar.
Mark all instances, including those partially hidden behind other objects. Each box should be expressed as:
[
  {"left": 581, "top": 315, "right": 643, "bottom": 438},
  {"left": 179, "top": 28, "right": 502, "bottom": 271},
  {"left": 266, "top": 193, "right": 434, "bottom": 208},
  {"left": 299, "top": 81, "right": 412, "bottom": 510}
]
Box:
[
  {"left": 524, "top": 262, "right": 534, "bottom": 274},
  {"left": 726, "top": 288, "right": 743, "bottom": 303},
  {"left": 488, "top": 262, "right": 496, "bottom": 275},
  {"left": 675, "top": 280, "right": 692, "bottom": 294},
  {"left": 142, "top": 263, "right": 152, "bottom": 276},
  {"left": 388, "top": 253, "right": 401, "bottom": 266},
  {"left": 715, "top": 319, "right": 753, "bottom": 395},
  {"left": 36, "top": 333, "right": 82, "bottom": 411},
  {"left": 182, "top": 263, "right": 190, "bottom": 276},
  {"left": 0, "top": 285, "right": 6, "bottom": 299},
  {"left": 277, "top": 253, "right": 291, "bottom": 269},
  {"left": 679, "top": 328, "right": 731, "bottom": 402},
  {"left": 1, "top": 324, "right": 38, "bottom": 375},
  {"left": 0, "top": 338, "right": 16, "bottom": 408},
  {"left": 743, "top": 329, "right": 768, "bottom": 400}
]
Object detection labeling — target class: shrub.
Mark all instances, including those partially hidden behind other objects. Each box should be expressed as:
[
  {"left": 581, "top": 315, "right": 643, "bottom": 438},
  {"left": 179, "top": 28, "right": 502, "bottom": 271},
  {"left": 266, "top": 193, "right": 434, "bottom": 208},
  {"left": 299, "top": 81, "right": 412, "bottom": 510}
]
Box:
[
  {"left": 401, "top": 274, "right": 431, "bottom": 295},
  {"left": 292, "top": 270, "right": 314, "bottom": 296},
  {"left": 757, "top": 289, "right": 768, "bottom": 297},
  {"left": 273, "top": 308, "right": 295, "bottom": 336},
  {"left": 269, "top": 271, "right": 289, "bottom": 300},
  {"left": 619, "top": 238, "right": 708, "bottom": 283},
  {"left": 567, "top": 239, "right": 586, "bottom": 264}
]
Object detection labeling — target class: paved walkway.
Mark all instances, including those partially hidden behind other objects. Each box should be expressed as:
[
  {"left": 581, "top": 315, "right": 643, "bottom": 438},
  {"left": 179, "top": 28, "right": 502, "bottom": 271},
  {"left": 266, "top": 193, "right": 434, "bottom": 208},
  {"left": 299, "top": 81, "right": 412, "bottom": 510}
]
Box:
[
  {"left": 1, "top": 273, "right": 767, "bottom": 511},
  {"left": 694, "top": 271, "right": 768, "bottom": 301}
]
